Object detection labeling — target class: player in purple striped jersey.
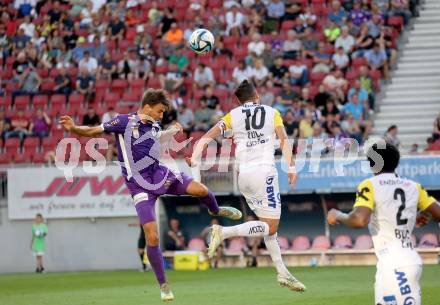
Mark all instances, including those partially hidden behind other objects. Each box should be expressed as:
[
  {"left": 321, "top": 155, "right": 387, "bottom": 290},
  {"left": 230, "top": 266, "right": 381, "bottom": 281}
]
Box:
[{"left": 60, "top": 89, "right": 242, "bottom": 302}]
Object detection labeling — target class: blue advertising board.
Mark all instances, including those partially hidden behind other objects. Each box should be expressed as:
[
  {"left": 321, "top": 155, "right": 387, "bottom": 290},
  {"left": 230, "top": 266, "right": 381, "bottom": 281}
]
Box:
[{"left": 277, "top": 156, "right": 440, "bottom": 194}]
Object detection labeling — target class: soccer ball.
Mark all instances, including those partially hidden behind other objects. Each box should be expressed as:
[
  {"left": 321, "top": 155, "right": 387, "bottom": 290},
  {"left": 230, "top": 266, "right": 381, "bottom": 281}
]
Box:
[{"left": 188, "top": 29, "right": 215, "bottom": 55}]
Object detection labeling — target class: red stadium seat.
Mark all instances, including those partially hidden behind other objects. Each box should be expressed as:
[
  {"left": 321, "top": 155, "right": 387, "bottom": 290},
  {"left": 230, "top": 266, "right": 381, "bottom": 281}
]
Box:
[
  {"left": 122, "top": 92, "right": 140, "bottom": 104},
  {"left": 40, "top": 80, "right": 55, "bottom": 93},
  {"left": 333, "top": 235, "right": 353, "bottom": 249},
  {"left": 208, "top": 0, "right": 222, "bottom": 9},
  {"left": 23, "top": 137, "right": 40, "bottom": 152},
  {"left": 14, "top": 152, "right": 31, "bottom": 164},
  {"left": 14, "top": 96, "right": 30, "bottom": 108},
  {"left": 345, "top": 69, "right": 360, "bottom": 81},
  {"left": 32, "top": 95, "right": 49, "bottom": 109},
  {"left": 354, "top": 234, "right": 373, "bottom": 250},
  {"left": 103, "top": 92, "right": 120, "bottom": 108},
  {"left": 281, "top": 20, "right": 295, "bottom": 30},
  {"left": 111, "top": 79, "right": 129, "bottom": 96},
  {"left": 32, "top": 151, "right": 46, "bottom": 164},
  {"left": 130, "top": 79, "right": 146, "bottom": 91},
  {"left": 277, "top": 236, "right": 290, "bottom": 250},
  {"left": 51, "top": 94, "right": 67, "bottom": 107},
  {"left": 311, "top": 235, "right": 331, "bottom": 250},
  {"left": 227, "top": 237, "right": 247, "bottom": 253},
  {"left": 0, "top": 96, "right": 12, "bottom": 109},
  {"left": 69, "top": 93, "right": 85, "bottom": 108},
  {"left": 5, "top": 138, "right": 21, "bottom": 153},
  {"left": 291, "top": 235, "right": 311, "bottom": 251},
  {"left": 352, "top": 57, "right": 368, "bottom": 69},
  {"left": 187, "top": 238, "right": 206, "bottom": 251},
  {"left": 310, "top": 72, "right": 326, "bottom": 85},
  {"left": 387, "top": 16, "right": 404, "bottom": 30},
  {"left": 419, "top": 233, "right": 438, "bottom": 248}
]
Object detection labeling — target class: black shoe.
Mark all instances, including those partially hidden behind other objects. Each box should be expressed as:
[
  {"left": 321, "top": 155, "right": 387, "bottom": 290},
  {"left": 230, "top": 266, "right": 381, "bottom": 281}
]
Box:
[
  {"left": 36, "top": 267, "right": 41, "bottom": 273},
  {"left": 250, "top": 258, "right": 257, "bottom": 267},
  {"left": 40, "top": 267, "right": 45, "bottom": 273}
]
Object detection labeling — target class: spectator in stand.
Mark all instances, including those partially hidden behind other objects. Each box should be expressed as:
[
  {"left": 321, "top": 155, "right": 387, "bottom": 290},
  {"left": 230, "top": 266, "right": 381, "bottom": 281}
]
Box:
[
  {"left": 19, "top": 15, "right": 36, "bottom": 40},
  {"left": 54, "top": 67, "right": 72, "bottom": 95},
  {"left": 359, "top": 65, "right": 375, "bottom": 108},
  {"left": 322, "top": 113, "right": 337, "bottom": 135},
  {"left": 328, "top": 0, "right": 347, "bottom": 25},
  {"left": 117, "top": 51, "right": 137, "bottom": 80},
  {"left": 159, "top": 63, "right": 185, "bottom": 94},
  {"left": 165, "top": 218, "right": 186, "bottom": 251},
  {"left": 261, "top": 42, "right": 276, "bottom": 68},
  {"left": 4, "top": 109, "right": 29, "bottom": 140},
  {"left": 425, "top": 137, "right": 440, "bottom": 153},
  {"left": 301, "top": 27, "right": 319, "bottom": 58},
  {"left": 79, "top": 1, "right": 93, "bottom": 28},
  {"left": 390, "top": 0, "right": 412, "bottom": 25},
  {"left": 169, "top": 46, "right": 189, "bottom": 73},
  {"left": 299, "top": 87, "right": 312, "bottom": 105},
  {"left": 102, "top": 106, "right": 118, "bottom": 124},
  {"left": 125, "top": 9, "right": 140, "bottom": 27},
  {"left": 0, "top": 24, "right": 9, "bottom": 63},
  {"left": 289, "top": 61, "right": 308, "bottom": 87},
  {"left": 164, "top": 22, "right": 183, "bottom": 47},
  {"left": 341, "top": 113, "right": 362, "bottom": 144},
  {"left": 177, "top": 104, "right": 195, "bottom": 136},
  {"left": 194, "top": 63, "right": 215, "bottom": 90},
  {"left": 284, "top": 2, "right": 302, "bottom": 21},
  {"left": 279, "top": 80, "right": 299, "bottom": 103},
  {"left": 312, "top": 42, "right": 331, "bottom": 73},
  {"left": 97, "top": 52, "right": 117, "bottom": 81},
  {"left": 158, "top": 8, "right": 176, "bottom": 37},
  {"left": 63, "top": 27, "right": 78, "bottom": 50},
  {"left": 282, "top": 30, "right": 302, "bottom": 59},
  {"left": 0, "top": 110, "right": 12, "bottom": 139},
  {"left": 378, "top": 26, "right": 398, "bottom": 67},
  {"left": 292, "top": 18, "right": 307, "bottom": 39},
  {"left": 268, "top": 31, "right": 283, "bottom": 53},
  {"left": 13, "top": 65, "right": 41, "bottom": 98},
  {"left": 14, "top": 0, "right": 36, "bottom": 17},
  {"left": 268, "top": 56, "right": 288, "bottom": 87},
  {"left": 348, "top": 80, "right": 368, "bottom": 106},
  {"left": 299, "top": 112, "right": 314, "bottom": 138},
  {"left": 246, "top": 7, "right": 264, "bottom": 35},
  {"left": 136, "top": 56, "right": 152, "bottom": 81},
  {"left": 409, "top": 143, "right": 419, "bottom": 154},
  {"left": 366, "top": 14, "right": 382, "bottom": 39},
  {"left": 324, "top": 20, "right": 341, "bottom": 43},
  {"left": 299, "top": 6, "right": 317, "bottom": 28},
  {"left": 232, "top": 60, "right": 253, "bottom": 85},
  {"left": 432, "top": 115, "right": 440, "bottom": 140},
  {"left": 349, "top": 1, "right": 371, "bottom": 27},
  {"left": 314, "top": 84, "right": 332, "bottom": 109},
  {"left": 79, "top": 51, "right": 98, "bottom": 75},
  {"left": 12, "top": 52, "right": 29, "bottom": 79},
  {"left": 12, "top": 28, "right": 30, "bottom": 52},
  {"left": 147, "top": 1, "right": 160, "bottom": 25},
  {"left": 332, "top": 46, "right": 350, "bottom": 71},
  {"left": 322, "top": 98, "right": 341, "bottom": 121},
  {"left": 383, "top": 125, "right": 400, "bottom": 148},
  {"left": 76, "top": 67, "right": 95, "bottom": 102},
  {"left": 260, "top": 81, "right": 275, "bottom": 106},
  {"left": 335, "top": 26, "right": 356, "bottom": 54},
  {"left": 365, "top": 43, "right": 389, "bottom": 80},
  {"left": 266, "top": 0, "right": 285, "bottom": 20},
  {"left": 343, "top": 92, "right": 371, "bottom": 141},
  {"left": 225, "top": 4, "right": 245, "bottom": 35},
  {"left": 48, "top": 1, "right": 62, "bottom": 23},
  {"left": 283, "top": 110, "right": 299, "bottom": 138},
  {"left": 29, "top": 108, "right": 51, "bottom": 139},
  {"left": 201, "top": 86, "right": 219, "bottom": 110},
  {"left": 194, "top": 100, "right": 215, "bottom": 131},
  {"left": 89, "top": 36, "right": 106, "bottom": 61},
  {"left": 108, "top": 12, "right": 125, "bottom": 41},
  {"left": 82, "top": 107, "right": 101, "bottom": 126},
  {"left": 247, "top": 32, "right": 265, "bottom": 57},
  {"left": 250, "top": 58, "right": 269, "bottom": 87},
  {"left": 352, "top": 24, "right": 374, "bottom": 58}
]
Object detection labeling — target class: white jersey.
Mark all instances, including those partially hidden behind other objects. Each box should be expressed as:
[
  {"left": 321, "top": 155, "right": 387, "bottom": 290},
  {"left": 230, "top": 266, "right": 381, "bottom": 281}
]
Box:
[
  {"left": 219, "top": 102, "right": 283, "bottom": 172},
  {"left": 354, "top": 173, "right": 435, "bottom": 268}
]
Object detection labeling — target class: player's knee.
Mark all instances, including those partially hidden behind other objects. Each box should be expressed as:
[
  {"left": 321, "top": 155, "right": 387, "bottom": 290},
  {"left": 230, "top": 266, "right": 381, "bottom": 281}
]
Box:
[
  {"left": 268, "top": 225, "right": 278, "bottom": 236},
  {"left": 191, "top": 183, "right": 209, "bottom": 197},
  {"left": 145, "top": 230, "right": 159, "bottom": 246}
]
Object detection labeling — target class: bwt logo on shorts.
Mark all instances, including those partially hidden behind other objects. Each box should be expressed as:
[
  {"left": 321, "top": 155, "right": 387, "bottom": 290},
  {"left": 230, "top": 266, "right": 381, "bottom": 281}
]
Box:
[
  {"left": 266, "top": 176, "right": 277, "bottom": 209},
  {"left": 249, "top": 225, "right": 265, "bottom": 235},
  {"left": 383, "top": 295, "right": 398, "bottom": 305},
  {"left": 395, "top": 271, "right": 412, "bottom": 296}
]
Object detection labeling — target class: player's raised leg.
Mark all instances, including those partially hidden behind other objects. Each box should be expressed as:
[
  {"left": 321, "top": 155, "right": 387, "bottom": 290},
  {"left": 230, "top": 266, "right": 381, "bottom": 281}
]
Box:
[
  {"left": 168, "top": 174, "right": 242, "bottom": 220},
  {"left": 135, "top": 195, "right": 174, "bottom": 302}
]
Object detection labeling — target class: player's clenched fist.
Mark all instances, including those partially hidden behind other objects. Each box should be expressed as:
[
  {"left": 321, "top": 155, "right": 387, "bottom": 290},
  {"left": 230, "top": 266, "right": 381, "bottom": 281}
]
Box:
[
  {"left": 327, "top": 209, "right": 340, "bottom": 225},
  {"left": 60, "top": 115, "right": 75, "bottom": 131}
]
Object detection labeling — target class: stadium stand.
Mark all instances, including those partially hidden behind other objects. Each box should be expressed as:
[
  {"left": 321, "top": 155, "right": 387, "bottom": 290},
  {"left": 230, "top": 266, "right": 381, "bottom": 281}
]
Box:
[{"left": 0, "top": 0, "right": 422, "bottom": 163}]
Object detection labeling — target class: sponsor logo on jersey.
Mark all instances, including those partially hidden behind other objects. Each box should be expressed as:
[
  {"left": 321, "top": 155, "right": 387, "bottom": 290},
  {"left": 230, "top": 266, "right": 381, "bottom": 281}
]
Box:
[
  {"left": 249, "top": 225, "right": 265, "bottom": 235},
  {"left": 383, "top": 295, "right": 398, "bottom": 305},
  {"left": 395, "top": 270, "right": 412, "bottom": 296}
]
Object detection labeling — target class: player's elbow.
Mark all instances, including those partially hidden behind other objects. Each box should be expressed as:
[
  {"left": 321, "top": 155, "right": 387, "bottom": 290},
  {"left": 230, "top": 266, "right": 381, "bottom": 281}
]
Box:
[{"left": 351, "top": 214, "right": 370, "bottom": 228}]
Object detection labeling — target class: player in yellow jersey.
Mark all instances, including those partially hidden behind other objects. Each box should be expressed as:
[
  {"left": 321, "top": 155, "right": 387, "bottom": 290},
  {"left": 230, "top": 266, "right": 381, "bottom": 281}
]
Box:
[
  {"left": 188, "top": 80, "right": 305, "bottom": 292},
  {"left": 328, "top": 142, "right": 440, "bottom": 305}
]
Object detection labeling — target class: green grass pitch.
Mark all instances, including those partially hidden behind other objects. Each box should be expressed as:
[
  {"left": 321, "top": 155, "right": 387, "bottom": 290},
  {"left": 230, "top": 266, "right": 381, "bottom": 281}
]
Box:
[{"left": 1, "top": 266, "right": 439, "bottom": 305}]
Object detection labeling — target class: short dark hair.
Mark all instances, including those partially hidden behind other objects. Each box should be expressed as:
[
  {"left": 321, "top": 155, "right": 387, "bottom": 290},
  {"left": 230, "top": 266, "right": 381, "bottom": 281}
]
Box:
[
  {"left": 36, "top": 213, "right": 43, "bottom": 218},
  {"left": 141, "top": 89, "right": 170, "bottom": 109},
  {"left": 234, "top": 79, "right": 257, "bottom": 103},
  {"left": 367, "top": 142, "right": 400, "bottom": 174},
  {"left": 387, "top": 125, "right": 397, "bottom": 132}
]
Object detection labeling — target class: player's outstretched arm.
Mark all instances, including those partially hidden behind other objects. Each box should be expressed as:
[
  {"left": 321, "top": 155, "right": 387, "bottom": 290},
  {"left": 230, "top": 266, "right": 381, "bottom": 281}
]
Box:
[
  {"left": 60, "top": 115, "right": 104, "bottom": 137},
  {"left": 417, "top": 201, "right": 440, "bottom": 227},
  {"left": 327, "top": 206, "right": 372, "bottom": 228},
  {"left": 187, "top": 124, "right": 222, "bottom": 167},
  {"left": 275, "top": 125, "right": 296, "bottom": 186}
]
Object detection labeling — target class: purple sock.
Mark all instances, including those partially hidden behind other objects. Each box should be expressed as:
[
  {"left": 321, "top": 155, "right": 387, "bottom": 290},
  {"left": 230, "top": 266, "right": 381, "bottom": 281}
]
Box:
[
  {"left": 200, "top": 191, "right": 220, "bottom": 214},
  {"left": 146, "top": 246, "right": 167, "bottom": 285}
]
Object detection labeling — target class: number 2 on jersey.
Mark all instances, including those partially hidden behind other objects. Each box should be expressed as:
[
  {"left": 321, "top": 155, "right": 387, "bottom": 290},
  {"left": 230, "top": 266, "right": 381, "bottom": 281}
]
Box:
[
  {"left": 394, "top": 188, "right": 408, "bottom": 225},
  {"left": 242, "top": 107, "right": 266, "bottom": 130}
]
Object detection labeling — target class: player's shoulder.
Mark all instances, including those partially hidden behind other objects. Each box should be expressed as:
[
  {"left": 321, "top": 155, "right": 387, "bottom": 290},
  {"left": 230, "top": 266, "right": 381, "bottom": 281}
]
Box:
[{"left": 357, "top": 177, "right": 374, "bottom": 190}]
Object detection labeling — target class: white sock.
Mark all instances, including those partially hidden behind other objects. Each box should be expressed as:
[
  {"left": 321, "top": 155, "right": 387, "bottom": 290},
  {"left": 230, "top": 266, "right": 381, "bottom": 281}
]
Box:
[
  {"left": 221, "top": 221, "right": 269, "bottom": 240},
  {"left": 264, "top": 233, "right": 290, "bottom": 276}
]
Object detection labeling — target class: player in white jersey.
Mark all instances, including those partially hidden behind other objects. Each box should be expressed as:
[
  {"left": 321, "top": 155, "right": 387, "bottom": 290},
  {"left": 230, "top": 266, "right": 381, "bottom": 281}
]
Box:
[
  {"left": 327, "top": 142, "right": 440, "bottom": 305},
  {"left": 188, "top": 80, "right": 306, "bottom": 292}
]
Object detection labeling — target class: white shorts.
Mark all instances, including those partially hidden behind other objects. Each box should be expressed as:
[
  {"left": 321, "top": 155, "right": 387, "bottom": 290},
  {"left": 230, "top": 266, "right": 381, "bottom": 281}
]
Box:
[
  {"left": 238, "top": 166, "right": 281, "bottom": 219},
  {"left": 375, "top": 264, "right": 422, "bottom": 305},
  {"left": 33, "top": 252, "right": 45, "bottom": 256}
]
